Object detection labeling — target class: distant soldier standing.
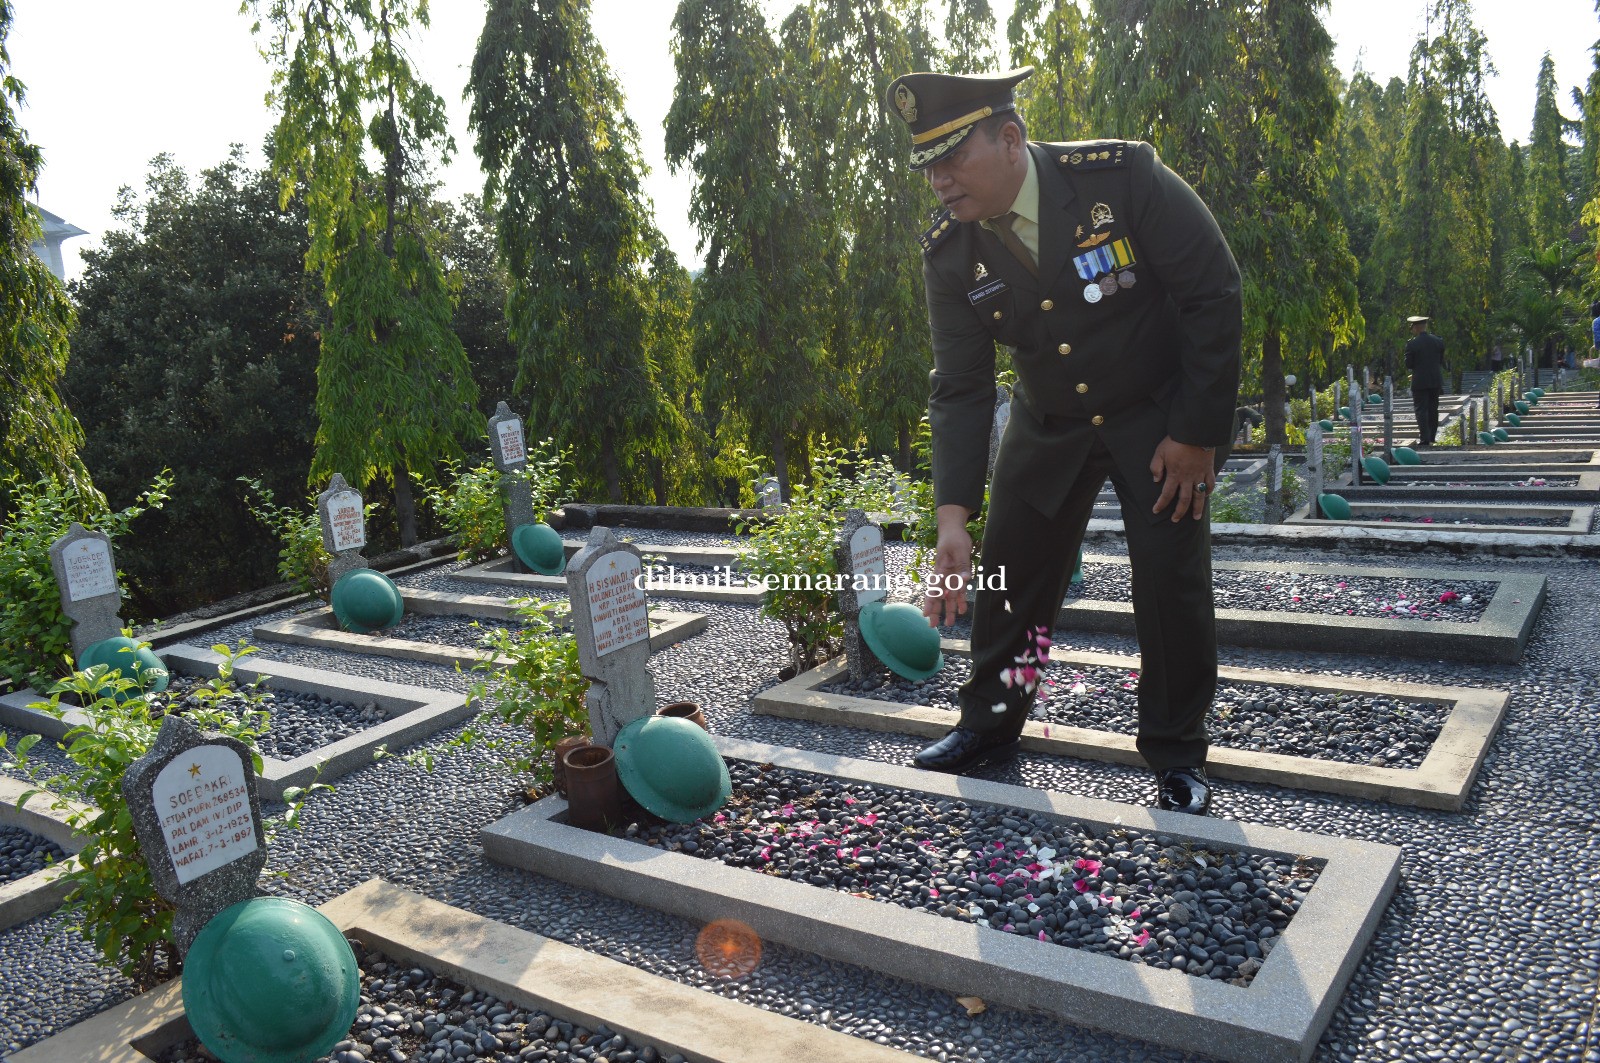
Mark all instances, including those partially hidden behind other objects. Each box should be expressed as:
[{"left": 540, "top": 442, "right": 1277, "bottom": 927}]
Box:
[{"left": 1404, "top": 315, "right": 1445, "bottom": 445}]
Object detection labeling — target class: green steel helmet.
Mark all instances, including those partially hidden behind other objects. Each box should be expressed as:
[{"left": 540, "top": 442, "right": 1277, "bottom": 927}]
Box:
[
  {"left": 614, "top": 716, "right": 731, "bottom": 823},
  {"left": 1391, "top": 446, "right": 1421, "bottom": 465},
  {"left": 1514, "top": 401, "right": 1531, "bottom": 414},
  {"left": 511, "top": 522, "right": 566, "bottom": 575},
  {"left": 1362, "top": 456, "right": 1391, "bottom": 485},
  {"left": 1367, "top": 393, "right": 1382, "bottom": 404},
  {"left": 1492, "top": 427, "right": 1511, "bottom": 441},
  {"left": 1318, "top": 418, "right": 1335, "bottom": 432},
  {"left": 330, "top": 568, "right": 404, "bottom": 633},
  {"left": 1338, "top": 406, "right": 1352, "bottom": 420},
  {"left": 858, "top": 601, "right": 944, "bottom": 681},
  {"left": 1505, "top": 412, "right": 1522, "bottom": 426},
  {"left": 1477, "top": 431, "right": 1497, "bottom": 445},
  {"left": 77, "top": 637, "right": 169, "bottom": 699},
  {"left": 1530, "top": 387, "right": 1545, "bottom": 398},
  {"left": 1317, "top": 493, "right": 1352, "bottom": 520},
  {"left": 182, "top": 897, "right": 360, "bottom": 1063}
]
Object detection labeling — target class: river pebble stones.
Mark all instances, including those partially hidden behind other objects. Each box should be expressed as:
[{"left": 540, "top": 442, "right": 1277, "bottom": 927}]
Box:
[
  {"left": 0, "top": 825, "right": 65, "bottom": 885},
  {"left": 631, "top": 762, "right": 1315, "bottom": 986},
  {"left": 157, "top": 941, "right": 679, "bottom": 1063},
  {"left": 146, "top": 673, "right": 380, "bottom": 760},
  {"left": 825, "top": 659, "right": 1449, "bottom": 769}
]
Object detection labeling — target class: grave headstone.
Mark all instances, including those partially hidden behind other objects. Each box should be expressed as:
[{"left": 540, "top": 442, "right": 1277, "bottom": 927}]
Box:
[
  {"left": 1263, "top": 444, "right": 1284, "bottom": 524},
  {"left": 1349, "top": 402, "right": 1365, "bottom": 485},
  {"left": 1334, "top": 379, "right": 1343, "bottom": 414},
  {"left": 566, "top": 527, "right": 657, "bottom": 745},
  {"left": 1305, "top": 424, "right": 1325, "bottom": 518},
  {"left": 833, "top": 509, "right": 890, "bottom": 681},
  {"left": 48, "top": 523, "right": 124, "bottom": 660},
  {"left": 1362, "top": 367, "right": 1371, "bottom": 392},
  {"left": 122, "top": 715, "right": 267, "bottom": 956},
  {"left": 758, "top": 476, "right": 783, "bottom": 509},
  {"left": 316, "top": 474, "right": 368, "bottom": 587},
  {"left": 1309, "top": 388, "right": 1318, "bottom": 424},
  {"left": 488, "top": 401, "right": 537, "bottom": 573},
  {"left": 1383, "top": 376, "right": 1395, "bottom": 457},
  {"left": 988, "top": 383, "right": 1012, "bottom": 478}
]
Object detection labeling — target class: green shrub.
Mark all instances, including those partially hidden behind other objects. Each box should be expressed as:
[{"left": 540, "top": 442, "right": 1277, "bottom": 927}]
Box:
[
  {"left": 1206, "top": 473, "right": 1251, "bottom": 523},
  {"left": 904, "top": 414, "right": 986, "bottom": 586},
  {"left": 423, "top": 440, "right": 570, "bottom": 563},
  {"left": 8, "top": 642, "right": 324, "bottom": 986},
  {"left": 239, "top": 477, "right": 377, "bottom": 602},
  {"left": 0, "top": 472, "right": 171, "bottom": 693}
]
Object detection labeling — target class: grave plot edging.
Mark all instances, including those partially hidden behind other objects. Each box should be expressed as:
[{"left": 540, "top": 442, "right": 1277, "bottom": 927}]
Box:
[
  {"left": 752, "top": 646, "right": 1508, "bottom": 810},
  {"left": 0, "top": 776, "right": 87, "bottom": 930},
  {"left": 482, "top": 736, "right": 1403, "bottom": 1063},
  {"left": 7, "top": 878, "right": 914, "bottom": 1063},
  {"left": 1056, "top": 558, "right": 1545, "bottom": 663},
  {"left": 455, "top": 554, "right": 764, "bottom": 603}
]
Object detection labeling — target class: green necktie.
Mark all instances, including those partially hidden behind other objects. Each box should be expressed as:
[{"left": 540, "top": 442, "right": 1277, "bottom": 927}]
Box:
[{"left": 993, "top": 211, "right": 1037, "bottom": 277}]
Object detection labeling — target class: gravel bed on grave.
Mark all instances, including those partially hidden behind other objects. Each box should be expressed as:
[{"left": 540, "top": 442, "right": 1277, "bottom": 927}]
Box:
[
  {"left": 1368, "top": 513, "right": 1574, "bottom": 528},
  {"left": 632, "top": 762, "right": 1315, "bottom": 985},
  {"left": 1069, "top": 562, "right": 1495, "bottom": 622},
  {"left": 158, "top": 940, "right": 678, "bottom": 1063},
  {"left": 10, "top": 545, "right": 1600, "bottom": 1063},
  {"left": 145, "top": 674, "right": 380, "bottom": 761},
  {"left": 375, "top": 612, "right": 523, "bottom": 648},
  {"left": 1425, "top": 477, "right": 1581, "bottom": 487},
  {"left": 824, "top": 659, "right": 1449, "bottom": 768},
  {"left": 0, "top": 825, "right": 65, "bottom": 885}
]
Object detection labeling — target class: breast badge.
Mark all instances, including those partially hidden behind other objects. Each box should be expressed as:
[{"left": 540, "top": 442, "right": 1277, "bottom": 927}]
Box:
[{"left": 1090, "top": 202, "right": 1115, "bottom": 229}]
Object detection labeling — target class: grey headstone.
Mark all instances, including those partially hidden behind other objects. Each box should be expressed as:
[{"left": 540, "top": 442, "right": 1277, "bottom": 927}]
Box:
[
  {"left": 1309, "top": 389, "right": 1318, "bottom": 423},
  {"left": 1305, "top": 424, "right": 1325, "bottom": 518},
  {"left": 1350, "top": 418, "right": 1365, "bottom": 485},
  {"left": 565, "top": 527, "right": 657, "bottom": 745},
  {"left": 316, "top": 473, "right": 369, "bottom": 587},
  {"left": 988, "top": 383, "right": 1012, "bottom": 479},
  {"left": 1263, "top": 445, "right": 1284, "bottom": 524},
  {"left": 1382, "top": 377, "right": 1394, "bottom": 456},
  {"left": 488, "top": 402, "right": 536, "bottom": 571},
  {"left": 49, "top": 523, "right": 124, "bottom": 660},
  {"left": 1333, "top": 379, "right": 1342, "bottom": 413},
  {"left": 121, "top": 715, "right": 266, "bottom": 956},
  {"left": 758, "top": 476, "right": 783, "bottom": 509},
  {"left": 833, "top": 509, "right": 890, "bottom": 681}
]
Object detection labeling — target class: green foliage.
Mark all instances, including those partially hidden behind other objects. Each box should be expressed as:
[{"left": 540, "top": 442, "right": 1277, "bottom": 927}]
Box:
[
  {"left": 1207, "top": 473, "right": 1250, "bottom": 523},
  {"left": 455, "top": 600, "right": 589, "bottom": 784},
  {"left": 904, "top": 414, "right": 986, "bottom": 583},
  {"left": 7, "top": 642, "right": 322, "bottom": 986},
  {"left": 423, "top": 439, "right": 571, "bottom": 563},
  {"left": 1007, "top": 0, "right": 1091, "bottom": 141},
  {"left": 238, "top": 477, "right": 339, "bottom": 602},
  {"left": 0, "top": 1, "right": 97, "bottom": 519},
  {"left": 1527, "top": 53, "right": 1574, "bottom": 249},
  {"left": 0, "top": 472, "right": 170, "bottom": 693},
  {"left": 736, "top": 444, "right": 905, "bottom": 671}
]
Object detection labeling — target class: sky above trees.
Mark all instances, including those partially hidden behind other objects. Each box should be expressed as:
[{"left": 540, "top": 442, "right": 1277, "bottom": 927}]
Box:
[{"left": 10, "top": 0, "right": 1598, "bottom": 280}]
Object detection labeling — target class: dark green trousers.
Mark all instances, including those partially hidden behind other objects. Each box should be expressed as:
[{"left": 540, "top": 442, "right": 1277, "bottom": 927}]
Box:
[{"left": 958, "top": 434, "right": 1217, "bottom": 771}]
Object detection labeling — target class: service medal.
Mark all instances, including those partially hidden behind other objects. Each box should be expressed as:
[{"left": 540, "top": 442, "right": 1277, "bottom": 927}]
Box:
[
  {"left": 1118, "top": 270, "right": 1136, "bottom": 288},
  {"left": 1083, "top": 283, "right": 1103, "bottom": 304},
  {"left": 1099, "top": 274, "right": 1119, "bottom": 296}
]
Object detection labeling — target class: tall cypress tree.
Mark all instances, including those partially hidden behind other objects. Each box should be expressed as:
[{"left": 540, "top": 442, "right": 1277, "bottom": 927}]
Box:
[
  {"left": 249, "top": 0, "right": 481, "bottom": 545},
  {"left": 469, "top": 0, "right": 676, "bottom": 503},
  {"left": 0, "top": 0, "right": 96, "bottom": 517},
  {"left": 1528, "top": 52, "right": 1573, "bottom": 248}
]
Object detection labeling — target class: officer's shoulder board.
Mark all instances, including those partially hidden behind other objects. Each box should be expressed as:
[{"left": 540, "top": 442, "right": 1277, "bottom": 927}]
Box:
[
  {"left": 919, "top": 208, "right": 957, "bottom": 254},
  {"left": 1052, "top": 140, "right": 1133, "bottom": 172}
]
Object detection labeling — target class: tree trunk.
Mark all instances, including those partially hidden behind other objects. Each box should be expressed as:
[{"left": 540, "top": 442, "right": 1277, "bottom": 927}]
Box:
[
  {"left": 772, "top": 431, "right": 790, "bottom": 501},
  {"left": 600, "top": 428, "right": 622, "bottom": 503},
  {"left": 1262, "top": 328, "right": 1288, "bottom": 446},
  {"left": 898, "top": 424, "right": 912, "bottom": 472},
  {"left": 392, "top": 464, "right": 418, "bottom": 547},
  {"left": 650, "top": 458, "right": 667, "bottom": 506}
]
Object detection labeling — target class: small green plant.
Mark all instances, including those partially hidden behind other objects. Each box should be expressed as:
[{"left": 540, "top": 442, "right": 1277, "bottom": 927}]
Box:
[
  {"left": 451, "top": 599, "right": 589, "bottom": 784},
  {"left": 422, "top": 440, "right": 570, "bottom": 563},
  {"left": 1207, "top": 473, "right": 1252, "bottom": 523},
  {"left": 239, "top": 477, "right": 335, "bottom": 601},
  {"left": 7, "top": 642, "right": 324, "bottom": 987},
  {"left": 0, "top": 472, "right": 171, "bottom": 693}
]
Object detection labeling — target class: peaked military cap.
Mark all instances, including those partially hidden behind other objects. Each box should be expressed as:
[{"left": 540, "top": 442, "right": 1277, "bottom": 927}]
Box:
[
  {"left": 1406, "top": 315, "right": 1431, "bottom": 324},
  {"left": 884, "top": 66, "right": 1034, "bottom": 171}
]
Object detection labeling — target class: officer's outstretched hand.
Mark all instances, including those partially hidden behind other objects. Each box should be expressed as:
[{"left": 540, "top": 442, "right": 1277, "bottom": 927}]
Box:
[
  {"left": 1150, "top": 437, "right": 1215, "bottom": 522},
  {"left": 923, "top": 504, "right": 973, "bottom": 627}
]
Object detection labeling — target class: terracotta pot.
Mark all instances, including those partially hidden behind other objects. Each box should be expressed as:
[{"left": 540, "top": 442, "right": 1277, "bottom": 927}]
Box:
[
  {"left": 550, "top": 735, "right": 592, "bottom": 797},
  {"left": 563, "top": 744, "right": 623, "bottom": 833},
  {"left": 654, "top": 701, "right": 708, "bottom": 731}
]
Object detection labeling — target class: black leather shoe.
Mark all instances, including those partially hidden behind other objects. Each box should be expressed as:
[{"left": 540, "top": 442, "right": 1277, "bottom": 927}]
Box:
[
  {"left": 912, "top": 727, "right": 1020, "bottom": 774},
  {"left": 1156, "top": 767, "right": 1212, "bottom": 815}
]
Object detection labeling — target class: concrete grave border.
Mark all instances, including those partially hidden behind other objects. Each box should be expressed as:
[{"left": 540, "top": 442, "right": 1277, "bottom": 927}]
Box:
[
  {"left": 9, "top": 878, "right": 915, "bottom": 1063},
  {"left": 0, "top": 776, "right": 87, "bottom": 930},
  {"left": 456, "top": 549, "right": 764, "bottom": 603},
  {"left": 1285, "top": 501, "right": 1594, "bottom": 536},
  {"left": 252, "top": 588, "right": 708, "bottom": 668},
  {"left": 482, "top": 736, "right": 1403, "bottom": 1063},
  {"left": 753, "top": 643, "right": 1507, "bottom": 810},
  {"left": 0, "top": 644, "right": 474, "bottom": 802},
  {"left": 1058, "top": 555, "right": 1545, "bottom": 663}
]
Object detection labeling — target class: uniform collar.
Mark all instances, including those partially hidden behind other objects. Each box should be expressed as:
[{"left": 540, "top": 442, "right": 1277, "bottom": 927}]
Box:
[{"left": 1002, "top": 147, "right": 1040, "bottom": 229}]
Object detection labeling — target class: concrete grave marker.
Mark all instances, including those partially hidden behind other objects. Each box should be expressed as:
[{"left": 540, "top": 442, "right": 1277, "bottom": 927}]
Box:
[
  {"left": 833, "top": 509, "right": 890, "bottom": 681},
  {"left": 988, "top": 383, "right": 1012, "bottom": 478},
  {"left": 566, "top": 528, "right": 657, "bottom": 745},
  {"left": 49, "top": 524, "right": 124, "bottom": 660},
  {"left": 1383, "top": 376, "right": 1394, "bottom": 456},
  {"left": 758, "top": 476, "right": 783, "bottom": 509},
  {"left": 1305, "top": 423, "right": 1325, "bottom": 517},
  {"left": 488, "top": 402, "right": 537, "bottom": 571},
  {"left": 1264, "top": 445, "right": 1284, "bottom": 524},
  {"left": 317, "top": 474, "right": 369, "bottom": 587},
  {"left": 122, "top": 715, "right": 266, "bottom": 955}
]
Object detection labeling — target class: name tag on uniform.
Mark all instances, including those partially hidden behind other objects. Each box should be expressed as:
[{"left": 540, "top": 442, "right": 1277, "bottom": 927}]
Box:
[{"left": 967, "top": 278, "right": 1008, "bottom": 305}]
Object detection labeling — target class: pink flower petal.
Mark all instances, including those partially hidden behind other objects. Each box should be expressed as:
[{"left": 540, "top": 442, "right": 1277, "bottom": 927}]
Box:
[{"left": 1135, "top": 930, "right": 1151, "bottom": 947}]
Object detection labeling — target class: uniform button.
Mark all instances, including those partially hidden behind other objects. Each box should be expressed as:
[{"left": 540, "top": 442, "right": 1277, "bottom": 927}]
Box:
[
  {"left": 1091, "top": 415, "right": 1104, "bottom": 426},
  {"left": 993, "top": 311, "right": 1003, "bottom": 320},
  {"left": 1059, "top": 343, "right": 1072, "bottom": 355},
  {"left": 1040, "top": 299, "right": 1055, "bottom": 311},
  {"left": 1075, "top": 382, "right": 1088, "bottom": 393}
]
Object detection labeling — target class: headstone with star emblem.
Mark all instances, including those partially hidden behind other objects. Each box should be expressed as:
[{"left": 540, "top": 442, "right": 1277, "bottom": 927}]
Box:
[
  {"left": 121, "top": 714, "right": 267, "bottom": 956},
  {"left": 565, "top": 527, "right": 657, "bottom": 745},
  {"left": 317, "top": 473, "right": 369, "bottom": 587},
  {"left": 487, "top": 401, "right": 537, "bottom": 572},
  {"left": 48, "top": 523, "right": 125, "bottom": 660},
  {"left": 833, "top": 509, "right": 890, "bottom": 681}
]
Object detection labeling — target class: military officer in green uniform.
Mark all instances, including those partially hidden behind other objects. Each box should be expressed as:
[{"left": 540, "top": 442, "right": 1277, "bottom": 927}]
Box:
[{"left": 887, "top": 67, "right": 1241, "bottom": 814}]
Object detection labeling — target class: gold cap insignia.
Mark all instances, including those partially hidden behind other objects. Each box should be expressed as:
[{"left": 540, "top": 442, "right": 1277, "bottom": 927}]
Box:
[
  {"left": 894, "top": 84, "right": 918, "bottom": 124},
  {"left": 1090, "top": 202, "right": 1115, "bottom": 229}
]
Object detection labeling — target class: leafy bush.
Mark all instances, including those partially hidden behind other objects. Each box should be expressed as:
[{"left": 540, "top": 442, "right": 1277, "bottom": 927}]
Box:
[
  {"left": 8, "top": 642, "right": 324, "bottom": 986},
  {"left": 423, "top": 440, "right": 570, "bottom": 563},
  {"left": 904, "top": 414, "right": 987, "bottom": 586},
  {"left": 240, "top": 477, "right": 377, "bottom": 602},
  {"left": 0, "top": 472, "right": 171, "bottom": 693},
  {"left": 1206, "top": 473, "right": 1251, "bottom": 523}
]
